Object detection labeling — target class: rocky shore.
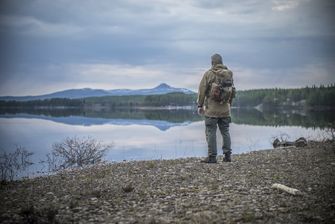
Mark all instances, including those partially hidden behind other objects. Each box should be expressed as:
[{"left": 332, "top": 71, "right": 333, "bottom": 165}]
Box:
[{"left": 1, "top": 141, "right": 334, "bottom": 223}]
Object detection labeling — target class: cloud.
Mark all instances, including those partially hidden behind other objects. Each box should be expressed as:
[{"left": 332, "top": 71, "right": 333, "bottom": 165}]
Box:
[
  {"left": 74, "top": 63, "right": 168, "bottom": 87},
  {"left": 0, "top": 62, "right": 206, "bottom": 95},
  {"left": 234, "top": 61, "right": 335, "bottom": 90},
  {"left": 1, "top": 0, "right": 329, "bottom": 39},
  {"left": 69, "top": 62, "right": 208, "bottom": 91},
  {"left": 0, "top": 0, "right": 334, "bottom": 95},
  {"left": 0, "top": 15, "right": 83, "bottom": 37},
  {"left": 271, "top": 0, "right": 303, "bottom": 11},
  {"left": 1, "top": 59, "right": 334, "bottom": 97}
]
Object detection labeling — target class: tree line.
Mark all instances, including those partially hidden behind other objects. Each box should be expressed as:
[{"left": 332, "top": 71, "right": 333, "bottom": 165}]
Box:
[
  {"left": 0, "top": 98, "right": 84, "bottom": 108},
  {"left": 83, "top": 92, "right": 197, "bottom": 107},
  {"left": 234, "top": 84, "right": 335, "bottom": 109},
  {"left": 0, "top": 85, "right": 334, "bottom": 109},
  {"left": 0, "top": 92, "right": 197, "bottom": 108}
]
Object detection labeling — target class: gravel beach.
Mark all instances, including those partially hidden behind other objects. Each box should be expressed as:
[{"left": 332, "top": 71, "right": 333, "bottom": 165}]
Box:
[{"left": 1, "top": 141, "right": 334, "bottom": 223}]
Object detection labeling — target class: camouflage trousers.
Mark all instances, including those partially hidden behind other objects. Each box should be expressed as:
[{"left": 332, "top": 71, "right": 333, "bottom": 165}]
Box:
[{"left": 205, "top": 116, "right": 232, "bottom": 158}]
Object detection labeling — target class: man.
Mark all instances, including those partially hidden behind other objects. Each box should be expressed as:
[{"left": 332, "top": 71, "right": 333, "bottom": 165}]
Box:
[{"left": 197, "top": 53, "right": 235, "bottom": 163}]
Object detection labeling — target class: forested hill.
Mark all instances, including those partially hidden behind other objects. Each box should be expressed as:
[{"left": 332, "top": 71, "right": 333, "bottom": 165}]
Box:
[
  {"left": 234, "top": 84, "right": 335, "bottom": 109},
  {"left": 0, "top": 85, "right": 334, "bottom": 109},
  {"left": 0, "top": 92, "right": 197, "bottom": 108}
]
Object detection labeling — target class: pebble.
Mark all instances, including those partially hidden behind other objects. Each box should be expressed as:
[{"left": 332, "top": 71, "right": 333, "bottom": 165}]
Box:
[{"left": 1, "top": 141, "right": 334, "bottom": 223}]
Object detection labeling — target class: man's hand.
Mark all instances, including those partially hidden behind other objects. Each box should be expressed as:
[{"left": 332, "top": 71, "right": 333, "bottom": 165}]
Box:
[{"left": 197, "top": 106, "right": 204, "bottom": 115}]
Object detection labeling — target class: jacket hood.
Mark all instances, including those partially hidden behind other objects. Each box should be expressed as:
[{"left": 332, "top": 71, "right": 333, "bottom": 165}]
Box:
[{"left": 211, "top": 64, "right": 228, "bottom": 76}]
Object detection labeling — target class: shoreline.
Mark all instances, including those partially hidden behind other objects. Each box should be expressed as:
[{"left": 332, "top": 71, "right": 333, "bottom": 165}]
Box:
[{"left": 1, "top": 141, "right": 334, "bottom": 223}]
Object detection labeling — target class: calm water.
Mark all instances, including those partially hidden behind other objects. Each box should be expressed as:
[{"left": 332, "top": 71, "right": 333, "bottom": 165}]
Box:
[{"left": 0, "top": 108, "right": 333, "bottom": 178}]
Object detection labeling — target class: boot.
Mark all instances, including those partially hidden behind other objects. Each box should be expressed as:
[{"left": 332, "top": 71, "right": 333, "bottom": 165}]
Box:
[
  {"left": 223, "top": 153, "right": 231, "bottom": 162},
  {"left": 201, "top": 156, "right": 217, "bottom": 163}
]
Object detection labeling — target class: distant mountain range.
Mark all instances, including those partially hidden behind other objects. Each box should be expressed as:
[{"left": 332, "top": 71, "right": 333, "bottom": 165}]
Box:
[{"left": 0, "top": 83, "right": 195, "bottom": 101}]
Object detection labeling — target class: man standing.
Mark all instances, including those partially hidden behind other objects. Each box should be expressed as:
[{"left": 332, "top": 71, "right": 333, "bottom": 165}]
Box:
[{"left": 197, "top": 53, "right": 235, "bottom": 163}]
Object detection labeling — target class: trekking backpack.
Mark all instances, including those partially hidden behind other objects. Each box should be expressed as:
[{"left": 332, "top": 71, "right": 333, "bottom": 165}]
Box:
[{"left": 209, "top": 71, "right": 234, "bottom": 104}]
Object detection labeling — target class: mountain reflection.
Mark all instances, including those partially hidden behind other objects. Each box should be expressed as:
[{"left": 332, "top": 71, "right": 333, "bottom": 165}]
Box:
[
  {"left": 0, "top": 108, "right": 334, "bottom": 129},
  {"left": 0, "top": 108, "right": 200, "bottom": 131}
]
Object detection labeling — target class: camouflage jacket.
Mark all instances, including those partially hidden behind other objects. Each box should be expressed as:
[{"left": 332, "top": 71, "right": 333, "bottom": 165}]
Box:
[{"left": 197, "top": 64, "right": 235, "bottom": 118}]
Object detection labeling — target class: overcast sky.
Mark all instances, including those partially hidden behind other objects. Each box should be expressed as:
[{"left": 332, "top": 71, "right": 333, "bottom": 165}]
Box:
[{"left": 0, "top": 0, "right": 334, "bottom": 96}]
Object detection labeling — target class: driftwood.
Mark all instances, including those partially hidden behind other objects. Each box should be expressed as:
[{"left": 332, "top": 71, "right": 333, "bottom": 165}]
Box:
[
  {"left": 271, "top": 183, "right": 302, "bottom": 196},
  {"left": 273, "top": 137, "right": 307, "bottom": 148}
]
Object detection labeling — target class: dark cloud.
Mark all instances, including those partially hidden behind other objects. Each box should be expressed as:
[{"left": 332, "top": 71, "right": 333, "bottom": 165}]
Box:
[{"left": 0, "top": 0, "right": 334, "bottom": 95}]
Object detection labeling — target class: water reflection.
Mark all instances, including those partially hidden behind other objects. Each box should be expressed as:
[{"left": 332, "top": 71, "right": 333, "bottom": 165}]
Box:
[
  {"left": 0, "top": 108, "right": 334, "bottom": 129},
  {"left": 232, "top": 108, "right": 335, "bottom": 128},
  {"left": 0, "top": 108, "right": 200, "bottom": 131},
  {"left": 0, "top": 107, "right": 333, "bottom": 178}
]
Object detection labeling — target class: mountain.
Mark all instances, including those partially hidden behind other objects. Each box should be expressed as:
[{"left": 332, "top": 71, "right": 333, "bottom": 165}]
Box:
[
  {"left": 0, "top": 88, "right": 111, "bottom": 101},
  {"left": 0, "top": 83, "right": 195, "bottom": 101},
  {"left": 108, "top": 83, "right": 193, "bottom": 96}
]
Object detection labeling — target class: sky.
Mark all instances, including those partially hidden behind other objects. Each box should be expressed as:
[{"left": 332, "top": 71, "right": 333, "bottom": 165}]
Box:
[{"left": 0, "top": 0, "right": 334, "bottom": 96}]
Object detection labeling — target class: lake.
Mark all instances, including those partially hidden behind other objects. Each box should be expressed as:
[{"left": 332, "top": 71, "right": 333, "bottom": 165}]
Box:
[{"left": 0, "top": 108, "right": 334, "bottom": 178}]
